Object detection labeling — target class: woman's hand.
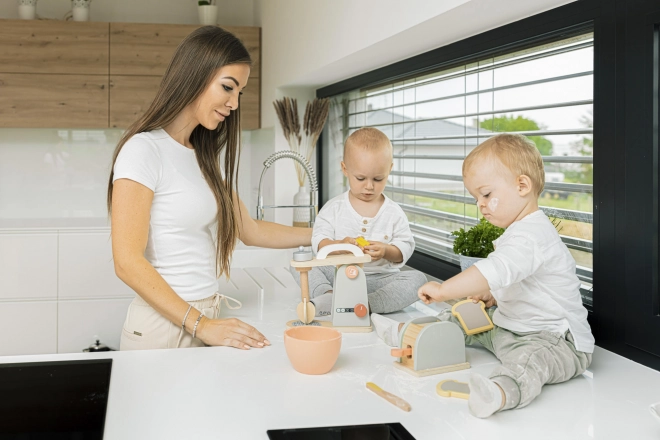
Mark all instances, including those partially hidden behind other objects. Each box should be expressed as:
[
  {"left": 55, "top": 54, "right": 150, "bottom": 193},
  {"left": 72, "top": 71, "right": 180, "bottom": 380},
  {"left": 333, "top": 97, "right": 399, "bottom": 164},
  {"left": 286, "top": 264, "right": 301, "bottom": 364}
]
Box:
[
  {"left": 196, "top": 317, "right": 270, "bottom": 350},
  {"left": 468, "top": 291, "right": 497, "bottom": 308},
  {"left": 417, "top": 281, "right": 445, "bottom": 304}
]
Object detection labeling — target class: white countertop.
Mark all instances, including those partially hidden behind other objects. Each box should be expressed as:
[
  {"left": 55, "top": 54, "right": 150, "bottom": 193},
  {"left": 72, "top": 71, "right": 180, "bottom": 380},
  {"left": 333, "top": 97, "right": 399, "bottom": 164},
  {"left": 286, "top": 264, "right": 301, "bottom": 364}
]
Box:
[{"left": 1, "top": 267, "right": 659, "bottom": 439}]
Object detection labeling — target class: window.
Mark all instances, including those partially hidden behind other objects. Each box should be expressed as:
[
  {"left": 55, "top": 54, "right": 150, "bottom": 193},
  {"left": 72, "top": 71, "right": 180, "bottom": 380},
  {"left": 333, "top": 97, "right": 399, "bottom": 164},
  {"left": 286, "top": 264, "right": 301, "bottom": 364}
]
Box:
[{"left": 322, "top": 33, "right": 594, "bottom": 305}]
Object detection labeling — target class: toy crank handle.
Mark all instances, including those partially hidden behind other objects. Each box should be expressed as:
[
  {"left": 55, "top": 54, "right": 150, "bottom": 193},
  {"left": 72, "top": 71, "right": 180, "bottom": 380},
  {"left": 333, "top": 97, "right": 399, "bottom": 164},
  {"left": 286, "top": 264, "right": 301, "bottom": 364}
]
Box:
[
  {"left": 316, "top": 243, "right": 365, "bottom": 259},
  {"left": 298, "top": 267, "right": 311, "bottom": 302}
]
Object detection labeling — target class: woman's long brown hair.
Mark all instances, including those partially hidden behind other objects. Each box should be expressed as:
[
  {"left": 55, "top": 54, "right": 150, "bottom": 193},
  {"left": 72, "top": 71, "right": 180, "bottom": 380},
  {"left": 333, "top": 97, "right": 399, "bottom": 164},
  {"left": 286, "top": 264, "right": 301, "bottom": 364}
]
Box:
[{"left": 107, "top": 26, "right": 250, "bottom": 279}]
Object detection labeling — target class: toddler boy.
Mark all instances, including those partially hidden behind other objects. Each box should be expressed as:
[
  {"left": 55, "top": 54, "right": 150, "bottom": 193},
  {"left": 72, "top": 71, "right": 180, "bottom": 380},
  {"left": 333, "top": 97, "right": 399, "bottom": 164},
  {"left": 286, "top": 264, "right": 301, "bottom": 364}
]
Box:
[
  {"left": 291, "top": 127, "right": 427, "bottom": 316},
  {"left": 374, "top": 133, "right": 593, "bottom": 418}
]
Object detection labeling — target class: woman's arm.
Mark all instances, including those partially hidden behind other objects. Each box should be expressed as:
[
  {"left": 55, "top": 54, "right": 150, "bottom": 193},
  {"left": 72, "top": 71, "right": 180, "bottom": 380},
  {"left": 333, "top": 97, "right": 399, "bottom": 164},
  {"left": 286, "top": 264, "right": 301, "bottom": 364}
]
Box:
[
  {"left": 235, "top": 194, "right": 312, "bottom": 248},
  {"left": 112, "top": 179, "right": 268, "bottom": 349}
]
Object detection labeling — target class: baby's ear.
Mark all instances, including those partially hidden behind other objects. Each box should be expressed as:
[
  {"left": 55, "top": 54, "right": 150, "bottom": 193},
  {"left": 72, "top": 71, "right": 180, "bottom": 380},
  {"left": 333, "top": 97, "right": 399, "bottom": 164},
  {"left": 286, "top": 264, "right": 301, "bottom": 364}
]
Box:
[{"left": 517, "top": 175, "right": 533, "bottom": 196}]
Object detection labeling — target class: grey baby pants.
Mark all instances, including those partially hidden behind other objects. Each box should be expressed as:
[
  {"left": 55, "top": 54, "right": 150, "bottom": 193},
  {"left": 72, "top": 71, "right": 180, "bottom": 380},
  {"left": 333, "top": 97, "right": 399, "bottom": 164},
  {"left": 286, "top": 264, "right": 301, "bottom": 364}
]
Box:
[
  {"left": 438, "top": 307, "right": 592, "bottom": 411},
  {"left": 289, "top": 265, "right": 426, "bottom": 314}
]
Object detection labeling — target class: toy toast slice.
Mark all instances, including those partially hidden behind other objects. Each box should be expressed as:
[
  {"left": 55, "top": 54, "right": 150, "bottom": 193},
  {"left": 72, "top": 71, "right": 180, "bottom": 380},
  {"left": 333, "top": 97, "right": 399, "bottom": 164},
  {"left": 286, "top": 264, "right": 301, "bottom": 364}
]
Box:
[
  {"left": 436, "top": 379, "right": 470, "bottom": 400},
  {"left": 451, "top": 299, "right": 494, "bottom": 335}
]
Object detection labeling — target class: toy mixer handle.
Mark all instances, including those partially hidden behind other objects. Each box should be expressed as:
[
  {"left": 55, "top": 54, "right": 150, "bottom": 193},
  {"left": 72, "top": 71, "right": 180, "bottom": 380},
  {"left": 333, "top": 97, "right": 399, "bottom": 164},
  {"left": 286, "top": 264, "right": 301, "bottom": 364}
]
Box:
[{"left": 316, "top": 243, "right": 365, "bottom": 259}]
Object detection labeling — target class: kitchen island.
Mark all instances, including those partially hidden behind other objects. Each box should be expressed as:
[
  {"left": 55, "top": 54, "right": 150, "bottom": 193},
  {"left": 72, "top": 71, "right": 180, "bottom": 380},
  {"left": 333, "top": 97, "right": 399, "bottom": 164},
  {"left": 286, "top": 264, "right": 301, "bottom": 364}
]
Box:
[{"left": 1, "top": 267, "right": 658, "bottom": 439}]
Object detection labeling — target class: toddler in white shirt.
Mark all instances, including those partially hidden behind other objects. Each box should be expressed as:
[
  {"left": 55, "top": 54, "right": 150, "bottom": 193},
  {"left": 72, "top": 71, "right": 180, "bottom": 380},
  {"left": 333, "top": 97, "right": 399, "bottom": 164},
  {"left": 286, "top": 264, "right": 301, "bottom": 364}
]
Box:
[
  {"left": 291, "top": 127, "right": 427, "bottom": 316},
  {"left": 374, "top": 133, "right": 594, "bottom": 418}
]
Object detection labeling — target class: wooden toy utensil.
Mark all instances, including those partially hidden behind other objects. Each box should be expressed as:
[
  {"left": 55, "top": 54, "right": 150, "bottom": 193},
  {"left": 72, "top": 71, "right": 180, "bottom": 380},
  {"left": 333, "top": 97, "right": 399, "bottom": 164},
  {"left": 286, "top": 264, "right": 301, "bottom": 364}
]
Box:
[{"left": 296, "top": 267, "right": 315, "bottom": 324}]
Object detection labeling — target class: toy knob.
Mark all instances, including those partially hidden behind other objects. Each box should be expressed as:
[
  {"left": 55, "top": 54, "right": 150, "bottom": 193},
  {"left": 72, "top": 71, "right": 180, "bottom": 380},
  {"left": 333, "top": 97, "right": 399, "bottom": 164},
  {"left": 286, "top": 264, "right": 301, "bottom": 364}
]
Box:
[
  {"left": 345, "top": 265, "right": 359, "bottom": 279},
  {"left": 354, "top": 303, "right": 367, "bottom": 318}
]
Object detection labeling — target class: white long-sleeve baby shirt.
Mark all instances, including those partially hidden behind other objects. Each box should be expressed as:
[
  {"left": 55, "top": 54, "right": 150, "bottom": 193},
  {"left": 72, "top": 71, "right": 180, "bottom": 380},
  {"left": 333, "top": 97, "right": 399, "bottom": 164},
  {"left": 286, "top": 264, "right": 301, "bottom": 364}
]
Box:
[
  {"left": 312, "top": 191, "right": 415, "bottom": 274},
  {"left": 474, "top": 210, "right": 594, "bottom": 353}
]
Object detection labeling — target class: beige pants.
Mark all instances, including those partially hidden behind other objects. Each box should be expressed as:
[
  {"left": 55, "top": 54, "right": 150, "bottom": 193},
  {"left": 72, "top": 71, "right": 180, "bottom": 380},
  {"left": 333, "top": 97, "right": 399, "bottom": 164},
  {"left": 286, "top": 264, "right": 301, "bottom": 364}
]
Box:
[{"left": 120, "top": 292, "right": 241, "bottom": 350}]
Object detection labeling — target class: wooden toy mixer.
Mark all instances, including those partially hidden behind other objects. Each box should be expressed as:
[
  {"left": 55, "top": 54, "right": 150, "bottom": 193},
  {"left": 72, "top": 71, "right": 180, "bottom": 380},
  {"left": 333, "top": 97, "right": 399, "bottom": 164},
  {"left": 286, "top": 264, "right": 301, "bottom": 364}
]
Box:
[
  {"left": 391, "top": 316, "right": 470, "bottom": 376},
  {"left": 288, "top": 244, "right": 373, "bottom": 332}
]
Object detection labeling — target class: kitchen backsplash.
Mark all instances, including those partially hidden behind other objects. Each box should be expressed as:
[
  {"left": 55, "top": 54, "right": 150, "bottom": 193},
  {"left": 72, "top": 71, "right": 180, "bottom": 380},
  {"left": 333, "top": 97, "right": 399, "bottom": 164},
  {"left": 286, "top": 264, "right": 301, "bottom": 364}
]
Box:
[{"left": 0, "top": 128, "right": 122, "bottom": 221}]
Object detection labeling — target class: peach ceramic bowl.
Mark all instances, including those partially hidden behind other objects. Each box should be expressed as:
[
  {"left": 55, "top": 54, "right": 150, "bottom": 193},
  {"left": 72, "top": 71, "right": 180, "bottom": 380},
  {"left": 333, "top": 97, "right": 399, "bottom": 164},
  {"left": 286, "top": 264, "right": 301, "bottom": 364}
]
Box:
[{"left": 283, "top": 326, "right": 342, "bottom": 375}]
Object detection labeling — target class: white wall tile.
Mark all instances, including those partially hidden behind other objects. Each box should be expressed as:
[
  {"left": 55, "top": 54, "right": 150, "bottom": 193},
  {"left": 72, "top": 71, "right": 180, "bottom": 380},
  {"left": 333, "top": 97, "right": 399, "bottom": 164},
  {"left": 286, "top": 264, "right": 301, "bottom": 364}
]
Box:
[
  {"left": 0, "top": 234, "right": 57, "bottom": 300},
  {"left": 0, "top": 301, "right": 57, "bottom": 356},
  {"left": 57, "top": 298, "right": 132, "bottom": 353},
  {"left": 58, "top": 232, "right": 134, "bottom": 299}
]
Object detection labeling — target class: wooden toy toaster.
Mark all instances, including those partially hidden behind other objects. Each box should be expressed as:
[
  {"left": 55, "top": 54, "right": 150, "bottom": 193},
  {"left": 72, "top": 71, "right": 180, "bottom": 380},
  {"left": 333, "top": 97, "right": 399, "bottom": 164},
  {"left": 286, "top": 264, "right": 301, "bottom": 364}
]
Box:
[{"left": 391, "top": 317, "right": 470, "bottom": 377}]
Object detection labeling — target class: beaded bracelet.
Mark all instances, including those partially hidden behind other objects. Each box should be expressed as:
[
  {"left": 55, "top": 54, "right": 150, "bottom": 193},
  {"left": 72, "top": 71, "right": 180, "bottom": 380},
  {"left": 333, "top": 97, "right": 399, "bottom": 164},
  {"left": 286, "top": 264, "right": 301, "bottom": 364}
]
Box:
[
  {"left": 181, "top": 304, "right": 193, "bottom": 333},
  {"left": 192, "top": 311, "right": 204, "bottom": 339}
]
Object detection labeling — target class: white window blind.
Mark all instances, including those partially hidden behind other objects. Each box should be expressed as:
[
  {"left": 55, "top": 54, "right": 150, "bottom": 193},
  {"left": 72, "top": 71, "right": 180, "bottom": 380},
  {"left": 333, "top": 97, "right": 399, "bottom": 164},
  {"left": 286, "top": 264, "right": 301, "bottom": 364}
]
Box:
[{"left": 322, "top": 33, "right": 594, "bottom": 302}]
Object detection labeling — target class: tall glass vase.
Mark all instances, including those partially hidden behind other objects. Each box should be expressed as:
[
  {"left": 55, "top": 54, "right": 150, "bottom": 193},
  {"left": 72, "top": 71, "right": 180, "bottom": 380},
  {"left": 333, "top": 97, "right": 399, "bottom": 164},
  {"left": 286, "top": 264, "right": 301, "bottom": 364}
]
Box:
[{"left": 293, "top": 185, "right": 311, "bottom": 228}]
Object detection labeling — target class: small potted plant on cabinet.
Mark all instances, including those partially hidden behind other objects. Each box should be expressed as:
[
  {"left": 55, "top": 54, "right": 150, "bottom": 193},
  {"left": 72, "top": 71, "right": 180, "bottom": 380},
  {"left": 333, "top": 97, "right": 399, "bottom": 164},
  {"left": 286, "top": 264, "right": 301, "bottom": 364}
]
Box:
[
  {"left": 198, "top": 0, "right": 218, "bottom": 26},
  {"left": 451, "top": 217, "right": 505, "bottom": 271}
]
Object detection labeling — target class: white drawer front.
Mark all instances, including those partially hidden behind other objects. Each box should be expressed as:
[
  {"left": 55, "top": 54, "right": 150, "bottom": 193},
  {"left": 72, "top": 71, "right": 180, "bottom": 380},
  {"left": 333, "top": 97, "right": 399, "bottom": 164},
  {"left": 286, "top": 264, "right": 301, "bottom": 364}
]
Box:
[
  {"left": 0, "top": 301, "right": 57, "bottom": 356},
  {"left": 0, "top": 234, "right": 57, "bottom": 300},
  {"left": 58, "top": 232, "right": 134, "bottom": 299},
  {"left": 58, "top": 298, "right": 132, "bottom": 353}
]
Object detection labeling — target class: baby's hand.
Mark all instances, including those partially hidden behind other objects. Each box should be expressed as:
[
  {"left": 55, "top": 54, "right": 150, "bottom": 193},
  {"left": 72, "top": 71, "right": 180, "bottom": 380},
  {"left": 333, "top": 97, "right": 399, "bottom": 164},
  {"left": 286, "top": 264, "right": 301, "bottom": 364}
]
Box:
[
  {"left": 468, "top": 292, "right": 497, "bottom": 308},
  {"left": 363, "top": 241, "right": 387, "bottom": 261},
  {"left": 417, "top": 281, "right": 445, "bottom": 304}
]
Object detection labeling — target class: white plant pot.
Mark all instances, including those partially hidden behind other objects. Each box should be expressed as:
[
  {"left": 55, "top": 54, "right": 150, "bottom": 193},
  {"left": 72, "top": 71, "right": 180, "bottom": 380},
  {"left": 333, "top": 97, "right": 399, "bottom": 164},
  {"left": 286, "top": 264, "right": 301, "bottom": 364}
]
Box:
[
  {"left": 198, "top": 5, "right": 218, "bottom": 25},
  {"left": 18, "top": 5, "right": 36, "bottom": 20},
  {"left": 72, "top": 6, "right": 89, "bottom": 21},
  {"left": 459, "top": 254, "right": 483, "bottom": 272},
  {"left": 293, "top": 185, "right": 311, "bottom": 228}
]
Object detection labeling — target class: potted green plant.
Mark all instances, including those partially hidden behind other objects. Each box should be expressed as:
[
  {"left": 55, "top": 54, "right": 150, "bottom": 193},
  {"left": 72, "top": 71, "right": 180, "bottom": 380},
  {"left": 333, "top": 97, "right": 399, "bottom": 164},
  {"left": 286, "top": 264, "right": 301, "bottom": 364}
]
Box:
[
  {"left": 198, "top": 0, "right": 218, "bottom": 25},
  {"left": 451, "top": 217, "right": 505, "bottom": 271}
]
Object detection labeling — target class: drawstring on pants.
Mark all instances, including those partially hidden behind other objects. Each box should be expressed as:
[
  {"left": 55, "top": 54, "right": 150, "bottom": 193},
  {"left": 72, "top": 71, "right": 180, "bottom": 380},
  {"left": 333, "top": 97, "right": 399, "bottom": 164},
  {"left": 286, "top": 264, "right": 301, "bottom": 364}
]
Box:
[{"left": 175, "top": 292, "right": 243, "bottom": 348}]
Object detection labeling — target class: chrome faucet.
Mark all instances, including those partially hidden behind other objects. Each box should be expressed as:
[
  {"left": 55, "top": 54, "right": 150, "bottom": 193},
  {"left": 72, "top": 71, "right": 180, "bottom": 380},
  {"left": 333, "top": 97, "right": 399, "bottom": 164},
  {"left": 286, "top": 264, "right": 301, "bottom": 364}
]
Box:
[{"left": 256, "top": 150, "right": 318, "bottom": 227}]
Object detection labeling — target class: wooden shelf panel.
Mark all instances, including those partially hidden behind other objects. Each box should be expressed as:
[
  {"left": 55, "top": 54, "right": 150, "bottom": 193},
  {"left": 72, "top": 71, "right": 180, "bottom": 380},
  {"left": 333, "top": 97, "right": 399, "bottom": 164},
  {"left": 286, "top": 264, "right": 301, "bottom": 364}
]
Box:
[
  {"left": 109, "top": 75, "right": 160, "bottom": 129},
  {"left": 109, "top": 75, "right": 259, "bottom": 130},
  {"left": 0, "top": 73, "right": 108, "bottom": 128},
  {"left": 110, "top": 23, "right": 260, "bottom": 78},
  {"left": 0, "top": 20, "right": 109, "bottom": 75}
]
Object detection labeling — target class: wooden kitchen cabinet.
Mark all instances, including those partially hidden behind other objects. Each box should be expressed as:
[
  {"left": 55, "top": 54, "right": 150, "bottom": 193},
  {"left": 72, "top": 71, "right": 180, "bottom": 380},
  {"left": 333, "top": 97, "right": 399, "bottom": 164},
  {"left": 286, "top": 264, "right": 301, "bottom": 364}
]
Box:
[
  {"left": 0, "top": 19, "right": 108, "bottom": 75},
  {"left": 0, "top": 73, "right": 108, "bottom": 128},
  {"left": 109, "top": 23, "right": 261, "bottom": 129},
  {"left": 0, "top": 19, "right": 260, "bottom": 129},
  {"left": 109, "top": 75, "right": 161, "bottom": 129},
  {"left": 109, "top": 23, "right": 260, "bottom": 78}
]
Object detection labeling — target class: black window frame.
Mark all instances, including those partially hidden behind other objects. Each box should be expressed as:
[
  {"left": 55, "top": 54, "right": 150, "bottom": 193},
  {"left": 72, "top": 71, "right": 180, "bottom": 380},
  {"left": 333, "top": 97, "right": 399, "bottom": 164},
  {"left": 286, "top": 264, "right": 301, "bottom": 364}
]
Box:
[{"left": 316, "top": 0, "right": 660, "bottom": 370}]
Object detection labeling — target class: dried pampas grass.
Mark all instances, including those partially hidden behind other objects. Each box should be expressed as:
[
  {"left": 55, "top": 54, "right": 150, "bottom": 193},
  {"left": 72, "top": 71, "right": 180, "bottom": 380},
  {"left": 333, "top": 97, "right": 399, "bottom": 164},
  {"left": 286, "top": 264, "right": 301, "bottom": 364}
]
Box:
[{"left": 273, "top": 97, "right": 330, "bottom": 187}]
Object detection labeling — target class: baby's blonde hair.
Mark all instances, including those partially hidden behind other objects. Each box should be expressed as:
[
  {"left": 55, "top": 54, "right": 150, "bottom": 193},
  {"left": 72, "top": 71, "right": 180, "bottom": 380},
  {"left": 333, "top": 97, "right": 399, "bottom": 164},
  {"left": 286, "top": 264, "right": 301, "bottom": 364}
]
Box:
[
  {"left": 463, "top": 133, "right": 545, "bottom": 197},
  {"left": 343, "top": 127, "right": 393, "bottom": 161}
]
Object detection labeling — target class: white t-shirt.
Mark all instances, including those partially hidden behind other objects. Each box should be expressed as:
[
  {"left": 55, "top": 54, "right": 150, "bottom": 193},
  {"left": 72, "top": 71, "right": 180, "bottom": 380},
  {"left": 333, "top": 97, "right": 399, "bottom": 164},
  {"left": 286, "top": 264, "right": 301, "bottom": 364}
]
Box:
[
  {"left": 474, "top": 210, "right": 594, "bottom": 353},
  {"left": 312, "top": 191, "right": 415, "bottom": 274},
  {"left": 112, "top": 128, "right": 219, "bottom": 301}
]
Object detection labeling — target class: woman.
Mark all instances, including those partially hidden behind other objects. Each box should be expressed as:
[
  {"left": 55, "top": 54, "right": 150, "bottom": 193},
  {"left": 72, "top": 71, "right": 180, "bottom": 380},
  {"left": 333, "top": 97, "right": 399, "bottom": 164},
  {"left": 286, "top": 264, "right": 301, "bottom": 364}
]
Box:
[{"left": 108, "top": 26, "right": 310, "bottom": 350}]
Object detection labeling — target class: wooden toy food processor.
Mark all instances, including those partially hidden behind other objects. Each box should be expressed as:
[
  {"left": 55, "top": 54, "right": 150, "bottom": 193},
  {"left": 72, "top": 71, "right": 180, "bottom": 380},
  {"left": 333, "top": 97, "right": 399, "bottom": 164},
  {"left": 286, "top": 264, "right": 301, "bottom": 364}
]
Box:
[
  {"left": 288, "top": 244, "right": 373, "bottom": 332},
  {"left": 391, "top": 316, "right": 470, "bottom": 377}
]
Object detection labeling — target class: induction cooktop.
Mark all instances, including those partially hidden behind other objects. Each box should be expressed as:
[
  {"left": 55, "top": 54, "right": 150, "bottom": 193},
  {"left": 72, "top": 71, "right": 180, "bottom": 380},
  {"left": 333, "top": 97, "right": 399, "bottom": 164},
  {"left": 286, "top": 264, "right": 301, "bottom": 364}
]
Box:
[
  {"left": 0, "top": 359, "right": 112, "bottom": 440},
  {"left": 267, "top": 422, "right": 416, "bottom": 440}
]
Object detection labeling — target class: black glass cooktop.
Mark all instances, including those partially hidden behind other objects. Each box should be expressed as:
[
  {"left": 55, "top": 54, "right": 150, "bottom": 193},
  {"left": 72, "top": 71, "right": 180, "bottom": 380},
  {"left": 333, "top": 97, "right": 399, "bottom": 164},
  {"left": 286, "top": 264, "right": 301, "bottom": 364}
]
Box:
[
  {"left": 267, "top": 423, "right": 416, "bottom": 440},
  {"left": 0, "top": 359, "right": 112, "bottom": 440}
]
